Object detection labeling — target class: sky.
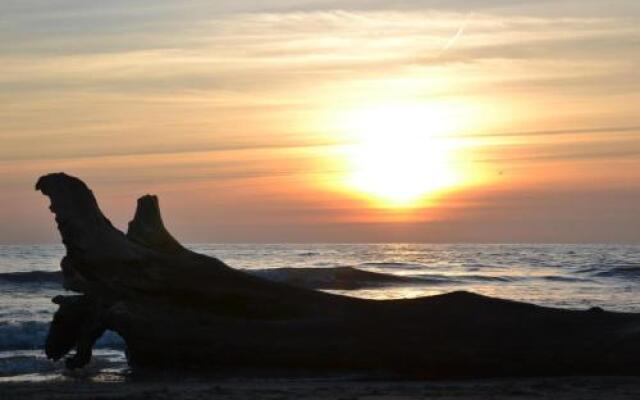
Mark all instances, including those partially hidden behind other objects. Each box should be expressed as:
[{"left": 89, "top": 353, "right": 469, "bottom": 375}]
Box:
[{"left": 1, "top": 0, "right": 639, "bottom": 244}]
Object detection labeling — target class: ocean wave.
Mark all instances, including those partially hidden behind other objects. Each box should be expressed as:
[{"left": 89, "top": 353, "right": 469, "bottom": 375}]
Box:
[
  {"left": 0, "top": 321, "right": 124, "bottom": 351},
  {"left": 0, "top": 349, "right": 127, "bottom": 377},
  {"left": 575, "top": 267, "right": 600, "bottom": 274},
  {"left": 0, "top": 352, "right": 61, "bottom": 377},
  {"left": 541, "top": 276, "right": 592, "bottom": 283},
  {"left": 0, "top": 321, "right": 49, "bottom": 351},
  {"left": 458, "top": 275, "right": 513, "bottom": 283},
  {"left": 464, "top": 263, "right": 507, "bottom": 270},
  {"left": 0, "top": 271, "right": 61, "bottom": 285},
  {"left": 415, "top": 274, "right": 512, "bottom": 283},
  {"left": 0, "top": 266, "right": 511, "bottom": 290},
  {"left": 593, "top": 265, "right": 640, "bottom": 278},
  {"left": 360, "top": 262, "right": 420, "bottom": 267},
  {"left": 359, "top": 262, "right": 426, "bottom": 269},
  {"left": 247, "top": 266, "right": 428, "bottom": 290}
]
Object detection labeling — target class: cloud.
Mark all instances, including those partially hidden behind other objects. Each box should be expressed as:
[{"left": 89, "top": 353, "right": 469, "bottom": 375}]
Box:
[
  {"left": 1, "top": 1, "right": 640, "bottom": 243},
  {"left": 467, "top": 125, "right": 640, "bottom": 139}
]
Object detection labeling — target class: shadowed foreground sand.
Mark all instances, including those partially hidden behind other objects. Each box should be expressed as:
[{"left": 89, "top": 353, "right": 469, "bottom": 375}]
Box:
[{"left": 3, "top": 377, "right": 640, "bottom": 400}]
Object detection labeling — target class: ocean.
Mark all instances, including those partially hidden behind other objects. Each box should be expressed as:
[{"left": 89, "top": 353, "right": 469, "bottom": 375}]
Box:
[{"left": 1, "top": 243, "right": 640, "bottom": 382}]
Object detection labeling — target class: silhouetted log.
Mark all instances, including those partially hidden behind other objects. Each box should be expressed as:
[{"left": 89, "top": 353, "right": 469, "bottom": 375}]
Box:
[
  {"left": 127, "top": 194, "right": 184, "bottom": 253},
  {"left": 36, "top": 173, "right": 640, "bottom": 378}
]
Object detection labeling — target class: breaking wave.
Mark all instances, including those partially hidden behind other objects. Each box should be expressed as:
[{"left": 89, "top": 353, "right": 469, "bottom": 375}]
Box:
[
  {"left": 0, "top": 267, "right": 519, "bottom": 291},
  {"left": 593, "top": 265, "right": 640, "bottom": 278},
  {"left": 0, "top": 271, "right": 61, "bottom": 285},
  {"left": 247, "top": 266, "right": 424, "bottom": 289},
  {"left": 0, "top": 321, "right": 124, "bottom": 351}
]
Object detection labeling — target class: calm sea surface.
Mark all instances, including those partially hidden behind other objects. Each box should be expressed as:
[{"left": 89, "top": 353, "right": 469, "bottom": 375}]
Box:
[{"left": 1, "top": 243, "right": 640, "bottom": 381}]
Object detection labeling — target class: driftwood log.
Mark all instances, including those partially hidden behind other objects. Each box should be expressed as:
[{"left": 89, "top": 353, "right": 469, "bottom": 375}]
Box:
[{"left": 37, "top": 173, "right": 640, "bottom": 378}]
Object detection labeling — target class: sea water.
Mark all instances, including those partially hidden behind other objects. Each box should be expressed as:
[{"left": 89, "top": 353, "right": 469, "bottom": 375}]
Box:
[{"left": 1, "top": 243, "right": 640, "bottom": 381}]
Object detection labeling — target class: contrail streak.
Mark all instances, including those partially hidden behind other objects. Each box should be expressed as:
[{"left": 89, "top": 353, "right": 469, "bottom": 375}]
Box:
[{"left": 438, "top": 13, "right": 473, "bottom": 56}]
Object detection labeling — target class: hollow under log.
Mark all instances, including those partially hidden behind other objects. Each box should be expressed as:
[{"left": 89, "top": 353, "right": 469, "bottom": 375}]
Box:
[{"left": 36, "top": 172, "right": 640, "bottom": 378}]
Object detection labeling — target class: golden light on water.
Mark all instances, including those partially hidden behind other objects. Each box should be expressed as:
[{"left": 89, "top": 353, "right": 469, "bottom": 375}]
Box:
[{"left": 338, "top": 102, "right": 475, "bottom": 208}]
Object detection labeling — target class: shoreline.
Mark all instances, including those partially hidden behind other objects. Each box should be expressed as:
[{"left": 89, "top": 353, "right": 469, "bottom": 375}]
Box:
[{"left": 2, "top": 375, "right": 640, "bottom": 399}]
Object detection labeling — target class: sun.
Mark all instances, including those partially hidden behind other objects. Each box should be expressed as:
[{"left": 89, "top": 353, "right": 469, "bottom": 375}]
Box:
[{"left": 341, "top": 102, "right": 464, "bottom": 207}]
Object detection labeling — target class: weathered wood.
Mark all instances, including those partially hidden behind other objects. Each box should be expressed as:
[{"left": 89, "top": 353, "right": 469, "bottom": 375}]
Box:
[
  {"left": 36, "top": 173, "right": 640, "bottom": 378},
  {"left": 127, "top": 195, "right": 185, "bottom": 253}
]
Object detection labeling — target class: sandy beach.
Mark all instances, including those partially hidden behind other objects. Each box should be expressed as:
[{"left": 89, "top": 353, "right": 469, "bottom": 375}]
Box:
[{"left": 3, "top": 376, "right": 640, "bottom": 400}]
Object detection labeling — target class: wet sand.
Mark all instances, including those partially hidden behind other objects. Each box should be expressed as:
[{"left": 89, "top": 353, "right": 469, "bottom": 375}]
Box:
[{"left": 3, "top": 376, "right": 640, "bottom": 400}]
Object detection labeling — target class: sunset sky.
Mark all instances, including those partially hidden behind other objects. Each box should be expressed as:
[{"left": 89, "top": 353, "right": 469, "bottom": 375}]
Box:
[{"left": 1, "top": 0, "right": 639, "bottom": 244}]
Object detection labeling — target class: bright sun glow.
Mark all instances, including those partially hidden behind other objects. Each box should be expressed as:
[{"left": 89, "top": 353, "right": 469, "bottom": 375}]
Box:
[{"left": 342, "top": 102, "right": 466, "bottom": 208}]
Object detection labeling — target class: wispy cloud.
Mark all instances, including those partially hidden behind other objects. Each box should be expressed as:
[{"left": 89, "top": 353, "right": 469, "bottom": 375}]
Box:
[{"left": 1, "top": 1, "right": 640, "bottom": 243}]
